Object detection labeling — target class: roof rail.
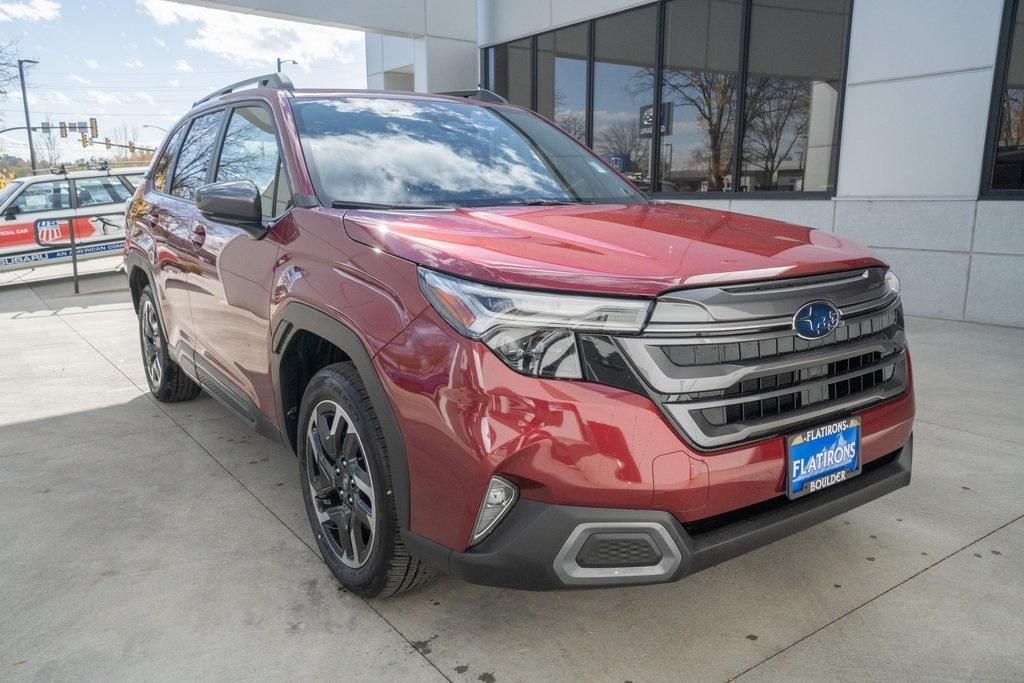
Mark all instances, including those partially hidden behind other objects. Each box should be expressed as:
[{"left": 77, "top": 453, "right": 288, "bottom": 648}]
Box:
[
  {"left": 439, "top": 88, "right": 508, "bottom": 105},
  {"left": 194, "top": 73, "right": 294, "bottom": 107}
]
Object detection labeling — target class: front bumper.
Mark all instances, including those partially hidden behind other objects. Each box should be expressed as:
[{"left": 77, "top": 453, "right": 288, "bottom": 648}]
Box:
[{"left": 403, "top": 435, "right": 912, "bottom": 590}]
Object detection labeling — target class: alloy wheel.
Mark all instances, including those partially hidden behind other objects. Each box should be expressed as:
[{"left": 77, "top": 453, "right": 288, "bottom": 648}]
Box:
[
  {"left": 141, "top": 298, "right": 163, "bottom": 387},
  {"left": 306, "top": 400, "right": 377, "bottom": 568}
]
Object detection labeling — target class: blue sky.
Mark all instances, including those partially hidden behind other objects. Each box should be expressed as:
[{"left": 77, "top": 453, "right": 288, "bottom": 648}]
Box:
[{"left": 0, "top": 0, "right": 366, "bottom": 161}]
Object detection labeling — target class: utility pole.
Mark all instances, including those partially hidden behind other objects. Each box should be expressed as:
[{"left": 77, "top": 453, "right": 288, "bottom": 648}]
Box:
[
  {"left": 277, "top": 58, "right": 297, "bottom": 73},
  {"left": 17, "top": 59, "right": 39, "bottom": 171}
]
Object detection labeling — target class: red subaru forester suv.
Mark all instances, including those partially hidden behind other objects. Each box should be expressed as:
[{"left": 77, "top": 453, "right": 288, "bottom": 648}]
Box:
[{"left": 124, "top": 74, "right": 914, "bottom": 597}]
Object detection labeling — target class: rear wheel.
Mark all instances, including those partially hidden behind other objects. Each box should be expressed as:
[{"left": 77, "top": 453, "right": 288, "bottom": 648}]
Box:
[
  {"left": 138, "top": 285, "right": 201, "bottom": 402},
  {"left": 298, "top": 362, "right": 434, "bottom": 597}
]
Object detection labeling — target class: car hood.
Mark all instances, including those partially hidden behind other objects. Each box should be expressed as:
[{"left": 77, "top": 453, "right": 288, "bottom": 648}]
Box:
[{"left": 341, "top": 202, "right": 885, "bottom": 297}]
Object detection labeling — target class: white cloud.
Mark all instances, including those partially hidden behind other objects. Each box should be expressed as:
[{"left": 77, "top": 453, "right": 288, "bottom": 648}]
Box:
[
  {"left": 88, "top": 90, "right": 123, "bottom": 107},
  {"left": 38, "top": 90, "right": 72, "bottom": 105},
  {"left": 85, "top": 58, "right": 98, "bottom": 69},
  {"left": 167, "top": 78, "right": 179, "bottom": 87},
  {"left": 174, "top": 59, "right": 193, "bottom": 73},
  {"left": 69, "top": 74, "right": 89, "bottom": 84},
  {"left": 134, "top": 91, "right": 155, "bottom": 105},
  {"left": 153, "top": 36, "right": 166, "bottom": 48},
  {"left": 138, "top": 0, "right": 362, "bottom": 70},
  {"left": 124, "top": 57, "right": 143, "bottom": 69},
  {"left": 0, "top": 0, "right": 60, "bottom": 22}
]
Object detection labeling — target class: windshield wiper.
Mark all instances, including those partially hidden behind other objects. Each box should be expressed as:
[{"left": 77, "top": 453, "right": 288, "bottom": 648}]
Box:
[
  {"left": 331, "top": 200, "right": 448, "bottom": 210},
  {"left": 501, "top": 198, "right": 592, "bottom": 206}
]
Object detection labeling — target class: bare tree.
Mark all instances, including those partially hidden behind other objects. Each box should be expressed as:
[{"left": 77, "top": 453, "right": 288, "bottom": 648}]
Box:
[
  {"left": 595, "top": 118, "right": 649, "bottom": 172},
  {"left": 36, "top": 125, "right": 61, "bottom": 166},
  {"left": 998, "top": 88, "right": 1024, "bottom": 147},
  {"left": 0, "top": 41, "right": 20, "bottom": 103},
  {"left": 741, "top": 78, "right": 811, "bottom": 190},
  {"left": 555, "top": 110, "right": 585, "bottom": 141}
]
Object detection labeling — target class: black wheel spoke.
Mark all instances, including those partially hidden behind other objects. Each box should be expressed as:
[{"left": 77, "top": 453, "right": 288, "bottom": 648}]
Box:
[
  {"left": 311, "top": 473, "right": 335, "bottom": 499},
  {"left": 351, "top": 462, "right": 373, "bottom": 498},
  {"left": 307, "top": 431, "right": 337, "bottom": 488},
  {"left": 352, "top": 495, "right": 374, "bottom": 528},
  {"left": 316, "top": 404, "right": 342, "bottom": 457},
  {"left": 341, "top": 431, "right": 358, "bottom": 461},
  {"left": 350, "top": 524, "right": 368, "bottom": 565}
]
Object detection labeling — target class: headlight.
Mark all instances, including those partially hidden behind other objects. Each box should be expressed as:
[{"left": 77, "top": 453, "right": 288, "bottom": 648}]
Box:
[
  {"left": 419, "top": 268, "right": 651, "bottom": 379},
  {"left": 884, "top": 269, "right": 901, "bottom": 296}
]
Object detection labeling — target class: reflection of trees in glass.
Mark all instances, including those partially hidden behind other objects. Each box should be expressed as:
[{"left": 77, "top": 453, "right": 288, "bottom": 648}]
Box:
[
  {"left": 595, "top": 117, "right": 649, "bottom": 173},
  {"left": 216, "top": 110, "right": 278, "bottom": 192},
  {"left": 555, "top": 110, "right": 586, "bottom": 142},
  {"left": 171, "top": 112, "right": 224, "bottom": 199},
  {"left": 664, "top": 70, "right": 737, "bottom": 190},
  {"left": 998, "top": 88, "right": 1024, "bottom": 147},
  {"left": 742, "top": 78, "right": 810, "bottom": 190}
]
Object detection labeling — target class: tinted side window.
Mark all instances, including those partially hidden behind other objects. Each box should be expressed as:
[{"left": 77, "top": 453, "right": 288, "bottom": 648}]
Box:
[
  {"left": 216, "top": 106, "right": 292, "bottom": 217},
  {"left": 171, "top": 110, "right": 225, "bottom": 201},
  {"left": 75, "top": 177, "right": 132, "bottom": 208},
  {"left": 153, "top": 126, "right": 186, "bottom": 193},
  {"left": 11, "top": 180, "right": 72, "bottom": 214},
  {"left": 121, "top": 173, "right": 145, "bottom": 190}
]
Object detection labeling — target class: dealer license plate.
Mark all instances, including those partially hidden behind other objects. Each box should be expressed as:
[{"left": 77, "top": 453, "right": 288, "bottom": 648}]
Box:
[{"left": 786, "top": 416, "right": 861, "bottom": 499}]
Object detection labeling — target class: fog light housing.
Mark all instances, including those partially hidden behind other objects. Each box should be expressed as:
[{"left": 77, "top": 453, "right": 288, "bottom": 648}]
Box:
[{"left": 470, "top": 476, "right": 518, "bottom": 545}]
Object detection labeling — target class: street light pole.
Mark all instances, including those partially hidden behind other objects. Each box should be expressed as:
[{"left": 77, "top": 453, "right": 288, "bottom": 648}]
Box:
[
  {"left": 277, "top": 58, "right": 297, "bottom": 73},
  {"left": 17, "top": 59, "right": 39, "bottom": 172}
]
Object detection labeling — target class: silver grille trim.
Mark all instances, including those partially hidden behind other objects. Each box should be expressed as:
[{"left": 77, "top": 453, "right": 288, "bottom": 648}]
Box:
[{"left": 615, "top": 267, "right": 908, "bottom": 450}]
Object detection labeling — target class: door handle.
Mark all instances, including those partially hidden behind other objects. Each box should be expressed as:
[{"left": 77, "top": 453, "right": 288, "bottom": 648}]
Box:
[{"left": 190, "top": 222, "right": 206, "bottom": 250}]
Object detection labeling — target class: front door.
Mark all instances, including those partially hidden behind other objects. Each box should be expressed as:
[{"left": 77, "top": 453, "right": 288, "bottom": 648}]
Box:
[{"left": 188, "top": 104, "right": 290, "bottom": 425}]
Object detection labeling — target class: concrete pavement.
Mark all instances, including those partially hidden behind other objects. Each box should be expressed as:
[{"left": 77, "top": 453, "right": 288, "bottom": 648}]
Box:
[{"left": 1, "top": 270, "right": 1022, "bottom": 681}]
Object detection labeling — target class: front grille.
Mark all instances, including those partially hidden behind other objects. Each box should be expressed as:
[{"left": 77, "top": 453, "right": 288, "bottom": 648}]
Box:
[
  {"left": 576, "top": 533, "right": 663, "bottom": 568},
  {"left": 615, "top": 268, "right": 909, "bottom": 449}
]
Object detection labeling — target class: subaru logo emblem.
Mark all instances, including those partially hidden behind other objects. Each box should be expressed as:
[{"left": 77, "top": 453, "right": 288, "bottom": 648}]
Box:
[{"left": 793, "top": 301, "right": 841, "bottom": 340}]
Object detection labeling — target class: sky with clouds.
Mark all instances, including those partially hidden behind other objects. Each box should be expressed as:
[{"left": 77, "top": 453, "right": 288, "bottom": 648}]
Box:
[{"left": 0, "top": 0, "right": 367, "bottom": 162}]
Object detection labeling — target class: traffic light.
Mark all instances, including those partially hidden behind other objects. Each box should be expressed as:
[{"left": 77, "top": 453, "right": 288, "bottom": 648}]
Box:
[
  {"left": 89, "top": 117, "right": 98, "bottom": 139},
  {"left": 59, "top": 121, "right": 67, "bottom": 138},
  {"left": 80, "top": 132, "right": 88, "bottom": 148},
  {"left": 128, "top": 141, "right": 135, "bottom": 155},
  {"left": 105, "top": 138, "right": 111, "bottom": 150},
  {"left": 40, "top": 121, "right": 50, "bottom": 134}
]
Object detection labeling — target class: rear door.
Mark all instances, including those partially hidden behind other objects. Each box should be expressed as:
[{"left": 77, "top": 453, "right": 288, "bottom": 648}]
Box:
[
  {"left": 67, "top": 174, "right": 135, "bottom": 255},
  {"left": 188, "top": 103, "right": 290, "bottom": 424}
]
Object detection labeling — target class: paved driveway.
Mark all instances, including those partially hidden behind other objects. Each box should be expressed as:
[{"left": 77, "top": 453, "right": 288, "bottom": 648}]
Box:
[{"left": 2, "top": 271, "right": 1022, "bottom": 681}]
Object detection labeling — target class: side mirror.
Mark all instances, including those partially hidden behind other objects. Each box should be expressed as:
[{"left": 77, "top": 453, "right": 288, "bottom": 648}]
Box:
[
  {"left": 195, "top": 180, "right": 265, "bottom": 237},
  {"left": 4, "top": 207, "right": 19, "bottom": 221}
]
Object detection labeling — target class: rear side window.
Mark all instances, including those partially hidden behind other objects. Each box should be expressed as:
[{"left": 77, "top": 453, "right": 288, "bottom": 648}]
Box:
[
  {"left": 121, "top": 173, "right": 145, "bottom": 190},
  {"left": 216, "top": 105, "right": 292, "bottom": 217},
  {"left": 10, "top": 180, "right": 71, "bottom": 214},
  {"left": 75, "top": 177, "right": 132, "bottom": 208},
  {"left": 153, "top": 126, "right": 186, "bottom": 194},
  {"left": 171, "top": 110, "right": 225, "bottom": 201}
]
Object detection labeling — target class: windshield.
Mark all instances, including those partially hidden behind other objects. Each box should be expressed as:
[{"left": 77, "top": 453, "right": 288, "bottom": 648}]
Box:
[
  {"left": 290, "top": 97, "right": 647, "bottom": 209},
  {"left": 0, "top": 181, "right": 23, "bottom": 209}
]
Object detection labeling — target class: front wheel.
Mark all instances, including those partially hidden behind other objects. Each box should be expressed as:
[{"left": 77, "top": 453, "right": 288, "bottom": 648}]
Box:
[
  {"left": 298, "top": 363, "right": 434, "bottom": 598},
  {"left": 137, "top": 285, "right": 201, "bottom": 402}
]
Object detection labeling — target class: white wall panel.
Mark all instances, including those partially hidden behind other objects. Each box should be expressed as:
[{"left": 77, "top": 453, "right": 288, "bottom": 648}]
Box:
[
  {"left": 837, "top": 69, "right": 995, "bottom": 198},
  {"left": 846, "top": 0, "right": 1004, "bottom": 85}
]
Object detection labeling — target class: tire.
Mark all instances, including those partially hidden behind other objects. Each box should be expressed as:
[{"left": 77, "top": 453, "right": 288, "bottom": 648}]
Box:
[
  {"left": 138, "top": 285, "right": 201, "bottom": 403},
  {"left": 298, "top": 362, "right": 434, "bottom": 598}
]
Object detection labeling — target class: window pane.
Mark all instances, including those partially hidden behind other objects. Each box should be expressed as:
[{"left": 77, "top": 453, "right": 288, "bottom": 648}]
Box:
[
  {"left": 171, "top": 111, "right": 225, "bottom": 201},
  {"left": 10, "top": 180, "right": 71, "bottom": 214},
  {"left": 992, "top": 2, "right": 1024, "bottom": 190},
  {"left": 121, "top": 173, "right": 145, "bottom": 190},
  {"left": 488, "top": 39, "right": 532, "bottom": 107},
  {"left": 536, "top": 24, "right": 588, "bottom": 142},
  {"left": 661, "top": 0, "right": 742, "bottom": 192},
  {"left": 75, "top": 177, "right": 132, "bottom": 208},
  {"left": 153, "top": 125, "right": 186, "bottom": 193},
  {"left": 593, "top": 5, "right": 657, "bottom": 192},
  {"left": 217, "top": 106, "right": 291, "bottom": 216},
  {"left": 741, "top": 0, "right": 850, "bottom": 192}
]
